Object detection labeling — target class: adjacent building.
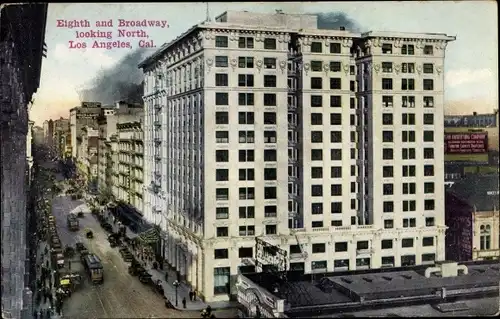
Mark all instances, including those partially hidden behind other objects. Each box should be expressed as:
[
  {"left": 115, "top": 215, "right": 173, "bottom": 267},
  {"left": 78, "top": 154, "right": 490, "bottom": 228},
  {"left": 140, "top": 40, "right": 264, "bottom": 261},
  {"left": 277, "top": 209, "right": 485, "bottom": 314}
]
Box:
[
  {"left": 52, "top": 117, "right": 70, "bottom": 159},
  {"left": 139, "top": 10, "right": 455, "bottom": 302},
  {"left": 43, "top": 119, "right": 54, "bottom": 149},
  {"left": 445, "top": 174, "right": 499, "bottom": 262},
  {"left": 27, "top": 120, "right": 34, "bottom": 183},
  {"left": 77, "top": 126, "right": 99, "bottom": 194},
  {"left": 69, "top": 101, "right": 102, "bottom": 160}
]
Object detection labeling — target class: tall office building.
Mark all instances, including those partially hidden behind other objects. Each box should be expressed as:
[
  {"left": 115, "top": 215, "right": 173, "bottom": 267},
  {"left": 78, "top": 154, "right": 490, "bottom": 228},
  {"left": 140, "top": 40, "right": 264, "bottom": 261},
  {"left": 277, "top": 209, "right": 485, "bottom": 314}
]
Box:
[
  {"left": 69, "top": 102, "right": 102, "bottom": 160},
  {"left": 139, "top": 11, "right": 455, "bottom": 302}
]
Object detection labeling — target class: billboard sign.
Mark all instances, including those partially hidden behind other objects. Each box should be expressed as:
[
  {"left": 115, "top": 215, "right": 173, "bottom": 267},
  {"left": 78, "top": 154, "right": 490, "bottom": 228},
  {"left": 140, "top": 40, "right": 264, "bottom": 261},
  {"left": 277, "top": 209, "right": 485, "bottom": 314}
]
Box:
[{"left": 445, "top": 132, "right": 488, "bottom": 154}]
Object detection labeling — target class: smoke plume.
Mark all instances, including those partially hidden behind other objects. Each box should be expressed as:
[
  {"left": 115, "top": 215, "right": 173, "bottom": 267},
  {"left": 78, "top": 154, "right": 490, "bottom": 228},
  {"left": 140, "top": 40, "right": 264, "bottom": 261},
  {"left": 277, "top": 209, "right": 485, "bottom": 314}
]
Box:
[
  {"left": 78, "top": 48, "right": 149, "bottom": 105},
  {"left": 314, "top": 12, "right": 362, "bottom": 32}
]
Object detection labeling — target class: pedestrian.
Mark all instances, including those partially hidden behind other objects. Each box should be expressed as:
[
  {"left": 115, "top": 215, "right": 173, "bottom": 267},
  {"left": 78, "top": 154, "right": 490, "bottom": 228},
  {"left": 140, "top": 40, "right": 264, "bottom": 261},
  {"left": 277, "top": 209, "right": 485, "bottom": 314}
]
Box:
[
  {"left": 182, "top": 297, "right": 187, "bottom": 308},
  {"left": 68, "top": 260, "right": 71, "bottom": 270},
  {"left": 45, "top": 308, "right": 51, "bottom": 319},
  {"left": 193, "top": 290, "right": 197, "bottom": 301},
  {"left": 49, "top": 293, "right": 53, "bottom": 307},
  {"left": 164, "top": 271, "right": 168, "bottom": 282},
  {"left": 33, "top": 310, "right": 38, "bottom": 319},
  {"left": 48, "top": 279, "right": 52, "bottom": 290},
  {"left": 189, "top": 290, "right": 193, "bottom": 301},
  {"left": 45, "top": 260, "right": 49, "bottom": 269}
]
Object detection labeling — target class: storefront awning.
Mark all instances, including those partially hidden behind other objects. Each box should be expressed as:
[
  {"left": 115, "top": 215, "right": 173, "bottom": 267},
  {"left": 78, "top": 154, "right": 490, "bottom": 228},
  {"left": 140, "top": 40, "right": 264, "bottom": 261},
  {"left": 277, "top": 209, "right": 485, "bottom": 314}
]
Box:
[{"left": 136, "top": 225, "right": 161, "bottom": 244}]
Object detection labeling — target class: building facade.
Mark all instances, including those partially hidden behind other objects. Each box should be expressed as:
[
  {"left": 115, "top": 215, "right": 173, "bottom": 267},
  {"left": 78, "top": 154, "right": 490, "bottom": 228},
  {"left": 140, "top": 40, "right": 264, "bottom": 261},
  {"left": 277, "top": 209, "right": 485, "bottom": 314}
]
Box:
[
  {"left": 52, "top": 117, "right": 70, "bottom": 159},
  {"left": 77, "top": 126, "right": 99, "bottom": 194},
  {"left": 43, "top": 119, "right": 54, "bottom": 150},
  {"left": 69, "top": 102, "right": 102, "bottom": 160},
  {"left": 139, "top": 11, "right": 455, "bottom": 302},
  {"left": 32, "top": 126, "right": 44, "bottom": 145},
  {"left": 27, "top": 120, "right": 34, "bottom": 183}
]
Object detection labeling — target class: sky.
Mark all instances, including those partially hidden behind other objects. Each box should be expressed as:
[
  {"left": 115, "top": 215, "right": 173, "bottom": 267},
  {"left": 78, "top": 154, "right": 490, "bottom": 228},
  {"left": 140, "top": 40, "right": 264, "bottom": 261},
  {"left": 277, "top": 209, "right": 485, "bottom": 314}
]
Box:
[{"left": 30, "top": 1, "right": 498, "bottom": 125}]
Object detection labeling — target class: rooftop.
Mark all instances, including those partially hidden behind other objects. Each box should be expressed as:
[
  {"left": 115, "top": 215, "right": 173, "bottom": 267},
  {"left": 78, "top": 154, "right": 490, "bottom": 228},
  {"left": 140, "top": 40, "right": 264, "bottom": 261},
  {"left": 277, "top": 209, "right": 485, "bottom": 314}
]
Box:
[{"left": 447, "top": 174, "right": 499, "bottom": 211}]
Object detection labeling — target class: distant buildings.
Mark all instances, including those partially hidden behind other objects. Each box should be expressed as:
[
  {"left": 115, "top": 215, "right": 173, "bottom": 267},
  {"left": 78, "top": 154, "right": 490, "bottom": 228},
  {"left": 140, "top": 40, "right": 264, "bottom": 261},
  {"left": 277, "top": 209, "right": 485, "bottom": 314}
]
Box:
[
  {"left": 445, "top": 174, "right": 499, "bottom": 262},
  {"left": 77, "top": 126, "right": 99, "bottom": 194},
  {"left": 32, "top": 126, "right": 44, "bottom": 145},
  {"left": 69, "top": 101, "right": 102, "bottom": 160},
  {"left": 52, "top": 117, "right": 70, "bottom": 158},
  {"left": 139, "top": 10, "right": 455, "bottom": 302},
  {"left": 43, "top": 119, "right": 54, "bottom": 149}
]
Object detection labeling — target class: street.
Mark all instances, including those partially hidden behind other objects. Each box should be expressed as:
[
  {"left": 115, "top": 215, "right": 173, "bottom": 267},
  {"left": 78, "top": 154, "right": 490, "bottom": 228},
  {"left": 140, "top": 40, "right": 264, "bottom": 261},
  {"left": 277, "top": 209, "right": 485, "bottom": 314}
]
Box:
[{"left": 43, "top": 161, "right": 202, "bottom": 318}]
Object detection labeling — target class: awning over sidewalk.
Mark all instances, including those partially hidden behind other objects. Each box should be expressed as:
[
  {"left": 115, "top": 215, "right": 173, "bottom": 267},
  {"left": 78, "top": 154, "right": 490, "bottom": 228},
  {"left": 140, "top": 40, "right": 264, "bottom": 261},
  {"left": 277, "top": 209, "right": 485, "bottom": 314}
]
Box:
[{"left": 136, "top": 225, "right": 161, "bottom": 245}]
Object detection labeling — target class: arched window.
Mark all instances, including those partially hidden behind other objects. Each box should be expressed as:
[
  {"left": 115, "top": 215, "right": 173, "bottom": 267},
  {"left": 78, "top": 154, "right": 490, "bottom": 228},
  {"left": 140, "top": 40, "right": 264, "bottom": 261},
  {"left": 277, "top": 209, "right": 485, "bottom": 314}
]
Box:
[{"left": 480, "top": 225, "right": 491, "bottom": 250}]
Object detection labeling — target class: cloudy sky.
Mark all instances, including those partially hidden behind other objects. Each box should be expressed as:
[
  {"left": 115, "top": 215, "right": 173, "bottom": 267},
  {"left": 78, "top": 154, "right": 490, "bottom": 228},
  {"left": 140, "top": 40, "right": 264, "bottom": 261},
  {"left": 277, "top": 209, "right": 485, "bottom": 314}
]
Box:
[{"left": 30, "top": 1, "right": 498, "bottom": 125}]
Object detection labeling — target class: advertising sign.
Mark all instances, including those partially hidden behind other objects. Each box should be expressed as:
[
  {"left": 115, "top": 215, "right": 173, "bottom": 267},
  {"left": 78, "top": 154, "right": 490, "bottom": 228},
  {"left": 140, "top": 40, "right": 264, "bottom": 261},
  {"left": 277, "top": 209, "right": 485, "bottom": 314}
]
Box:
[{"left": 445, "top": 132, "right": 488, "bottom": 154}]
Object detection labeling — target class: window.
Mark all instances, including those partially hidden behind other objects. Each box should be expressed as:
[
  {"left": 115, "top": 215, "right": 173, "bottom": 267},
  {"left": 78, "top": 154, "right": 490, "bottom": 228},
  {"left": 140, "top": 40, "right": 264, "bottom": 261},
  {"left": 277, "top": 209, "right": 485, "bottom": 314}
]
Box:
[
  {"left": 423, "top": 148, "right": 434, "bottom": 159},
  {"left": 331, "top": 166, "right": 342, "bottom": 178},
  {"left": 330, "top": 43, "right": 341, "bottom": 53},
  {"left": 382, "top": 78, "right": 393, "bottom": 90},
  {"left": 238, "top": 74, "right": 254, "bottom": 87},
  {"left": 383, "top": 166, "right": 394, "bottom": 178},
  {"left": 330, "top": 95, "right": 341, "bottom": 107},
  {"left": 350, "top": 65, "right": 355, "bottom": 75},
  {"left": 424, "top": 165, "right": 434, "bottom": 176},
  {"left": 239, "top": 168, "right": 255, "bottom": 181},
  {"left": 423, "top": 114, "right": 434, "bottom": 125},
  {"left": 424, "top": 96, "right": 434, "bottom": 108},
  {"left": 264, "top": 149, "right": 277, "bottom": 162},
  {"left": 311, "top": 42, "right": 322, "bottom": 53},
  {"left": 239, "top": 187, "right": 255, "bottom": 200},
  {"left": 403, "top": 218, "right": 416, "bottom": 228},
  {"left": 381, "top": 240, "right": 393, "bottom": 249},
  {"left": 239, "top": 247, "right": 253, "bottom": 258},
  {"left": 215, "top": 36, "right": 228, "bottom": 48},
  {"left": 311, "top": 77, "right": 323, "bottom": 89},
  {"left": 216, "top": 150, "right": 229, "bottom": 162},
  {"left": 402, "top": 96, "right": 415, "bottom": 108},
  {"left": 311, "top": 149, "right": 323, "bottom": 161},
  {"left": 216, "top": 207, "right": 229, "bottom": 220},
  {"left": 401, "top": 44, "right": 415, "bottom": 55},
  {"left": 238, "top": 56, "right": 254, "bottom": 68},
  {"left": 264, "top": 75, "right": 277, "bottom": 87},
  {"left": 311, "top": 95, "right": 323, "bottom": 107},
  {"left": 265, "top": 206, "right": 277, "bottom": 218},
  {"left": 264, "top": 168, "right": 277, "bottom": 181},
  {"left": 382, "top": 62, "right": 393, "bottom": 73},
  {"left": 356, "top": 241, "right": 369, "bottom": 251},
  {"left": 401, "top": 255, "right": 415, "bottom": 266},
  {"left": 312, "top": 244, "right": 326, "bottom": 253},
  {"left": 383, "top": 148, "right": 393, "bottom": 160},
  {"left": 422, "top": 254, "right": 435, "bottom": 263},
  {"left": 311, "top": 61, "right": 323, "bottom": 72},
  {"left": 382, "top": 96, "right": 393, "bottom": 107},
  {"left": 238, "top": 131, "right": 254, "bottom": 143},
  {"left": 402, "top": 63, "right": 415, "bottom": 74},
  {"left": 331, "top": 220, "right": 342, "bottom": 227},
  {"left": 350, "top": 81, "right": 355, "bottom": 92},
  {"left": 261, "top": 93, "right": 277, "bottom": 107},
  {"left": 402, "top": 238, "right": 414, "bottom": 248},
  {"left": 330, "top": 114, "right": 341, "bottom": 125},
  {"left": 422, "top": 237, "right": 434, "bottom": 247},
  {"left": 264, "top": 112, "right": 277, "bottom": 125},
  {"left": 424, "top": 199, "right": 435, "bottom": 211},
  {"left": 383, "top": 183, "right": 394, "bottom": 195},
  {"left": 311, "top": 131, "right": 323, "bottom": 143},
  {"left": 331, "top": 184, "right": 342, "bottom": 196},
  {"left": 402, "top": 131, "right": 416, "bottom": 142},
  {"left": 239, "top": 206, "right": 255, "bottom": 219},
  {"left": 330, "top": 202, "right": 342, "bottom": 214},
  {"left": 402, "top": 148, "right": 416, "bottom": 159},
  {"left": 215, "top": 92, "right": 228, "bottom": 105},
  {"left": 350, "top": 97, "right": 355, "bottom": 109},
  {"left": 335, "top": 242, "right": 348, "bottom": 252},
  {"left": 401, "top": 79, "right": 415, "bottom": 90},
  {"left": 238, "top": 36, "right": 254, "bottom": 49},
  {"left": 383, "top": 131, "right": 394, "bottom": 143},
  {"left": 239, "top": 150, "right": 254, "bottom": 162},
  {"left": 330, "top": 131, "right": 342, "bottom": 143},
  {"left": 384, "top": 219, "right": 394, "bottom": 229},
  {"left": 238, "top": 92, "right": 254, "bottom": 106},
  {"left": 383, "top": 201, "right": 394, "bottom": 213},
  {"left": 265, "top": 225, "right": 277, "bottom": 235},
  {"left": 216, "top": 131, "right": 229, "bottom": 143},
  {"left": 423, "top": 79, "right": 434, "bottom": 91},
  {"left": 215, "top": 56, "right": 228, "bottom": 67},
  {"left": 214, "top": 249, "right": 228, "bottom": 259},
  {"left": 311, "top": 185, "right": 323, "bottom": 196},
  {"left": 330, "top": 78, "right": 341, "bottom": 90},
  {"left": 264, "top": 57, "right": 276, "bottom": 69},
  {"left": 381, "top": 114, "right": 393, "bottom": 126},
  {"left": 212, "top": 111, "right": 230, "bottom": 126},
  {"left": 264, "top": 131, "right": 277, "bottom": 143},
  {"left": 238, "top": 112, "right": 254, "bottom": 124},
  {"left": 213, "top": 267, "right": 230, "bottom": 294},
  {"left": 311, "top": 113, "right": 323, "bottom": 125},
  {"left": 426, "top": 217, "right": 435, "bottom": 226},
  {"left": 216, "top": 227, "right": 229, "bottom": 238},
  {"left": 216, "top": 188, "right": 229, "bottom": 201},
  {"left": 312, "top": 203, "right": 323, "bottom": 215},
  {"left": 403, "top": 200, "right": 416, "bottom": 212},
  {"left": 331, "top": 149, "right": 342, "bottom": 161},
  {"left": 310, "top": 167, "right": 322, "bottom": 179},
  {"left": 215, "top": 73, "right": 228, "bottom": 86},
  {"left": 480, "top": 225, "right": 491, "bottom": 250},
  {"left": 264, "top": 38, "right": 276, "bottom": 50},
  {"left": 423, "top": 131, "right": 434, "bottom": 142},
  {"left": 423, "top": 63, "right": 434, "bottom": 74},
  {"left": 264, "top": 187, "right": 276, "bottom": 199},
  {"left": 402, "top": 113, "right": 416, "bottom": 125},
  {"left": 330, "top": 62, "right": 341, "bottom": 72},
  {"left": 350, "top": 114, "right": 356, "bottom": 126},
  {"left": 216, "top": 169, "right": 229, "bottom": 181},
  {"left": 382, "top": 43, "right": 393, "bottom": 54},
  {"left": 239, "top": 225, "right": 255, "bottom": 236},
  {"left": 423, "top": 45, "right": 434, "bottom": 55},
  {"left": 402, "top": 165, "right": 416, "bottom": 177}
]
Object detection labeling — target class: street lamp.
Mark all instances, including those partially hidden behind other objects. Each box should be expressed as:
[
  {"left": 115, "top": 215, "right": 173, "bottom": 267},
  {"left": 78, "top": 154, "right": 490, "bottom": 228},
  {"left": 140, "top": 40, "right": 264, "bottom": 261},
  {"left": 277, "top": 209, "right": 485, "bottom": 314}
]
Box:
[{"left": 173, "top": 280, "right": 180, "bottom": 306}]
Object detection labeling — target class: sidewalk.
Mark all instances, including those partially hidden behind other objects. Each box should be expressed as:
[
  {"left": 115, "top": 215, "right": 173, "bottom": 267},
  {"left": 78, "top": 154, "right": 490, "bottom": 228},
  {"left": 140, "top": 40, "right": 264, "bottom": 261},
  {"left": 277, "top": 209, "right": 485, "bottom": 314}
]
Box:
[
  {"left": 99, "top": 208, "right": 237, "bottom": 311},
  {"left": 34, "top": 240, "right": 62, "bottom": 318}
]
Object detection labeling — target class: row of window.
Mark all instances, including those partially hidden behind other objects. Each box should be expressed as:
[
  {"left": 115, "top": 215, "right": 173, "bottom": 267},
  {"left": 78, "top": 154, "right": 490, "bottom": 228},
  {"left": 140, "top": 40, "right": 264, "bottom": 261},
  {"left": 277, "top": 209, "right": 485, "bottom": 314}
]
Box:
[
  {"left": 215, "top": 111, "right": 277, "bottom": 125},
  {"left": 379, "top": 62, "right": 435, "bottom": 74},
  {"left": 216, "top": 36, "right": 280, "bottom": 50},
  {"left": 215, "top": 56, "right": 279, "bottom": 69},
  {"left": 384, "top": 217, "right": 435, "bottom": 229},
  {"left": 383, "top": 164, "right": 435, "bottom": 177},
  {"left": 381, "top": 43, "right": 434, "bottom": 56},
  {"left": 215, "top": 205, "right": 278, "bottom": 220},
  {"left": 215, "top": 224, "right": 277, "bottom": 237},
  {"left": 215, "top": 131, "right": 279, "bottom": 144},
  {"left": 382, "top": 113, "right": 434, "bottom": 125},
  {"left": 381, "top": 130, "right": 436, "bottom": 143},
  {"left": 382, "top": 95, "right": 434, "bottom": 108},
  {"left": 310, "top": 148, "right": 361, "bottom": 161},
  {"left": 382, "top": 183, "right": 436, "bottom": 197},
  {"left": 215, "top": 73, "right": 278, "bottom": 87},
  {"left": 215, "top": 187, "right": 277, "bottom": 201},
  {"left": 381, "top": 78, "right": 435, "bottom": 91},
  {"left": 382, "top": 148, "right": 435, "bottom": 160},
  {"left": 215, "top": 168, "right": 276, "bottom": 181}
]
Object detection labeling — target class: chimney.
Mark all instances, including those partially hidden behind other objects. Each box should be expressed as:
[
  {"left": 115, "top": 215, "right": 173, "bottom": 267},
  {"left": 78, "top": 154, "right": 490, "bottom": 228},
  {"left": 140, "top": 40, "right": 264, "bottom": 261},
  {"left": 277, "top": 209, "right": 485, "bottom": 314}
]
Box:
[
  {"left": 340, "top": 26, "right": 346, "bottom": 31},
  {"left": 473, "top": 111, "right": 477, "bottom": 116}
]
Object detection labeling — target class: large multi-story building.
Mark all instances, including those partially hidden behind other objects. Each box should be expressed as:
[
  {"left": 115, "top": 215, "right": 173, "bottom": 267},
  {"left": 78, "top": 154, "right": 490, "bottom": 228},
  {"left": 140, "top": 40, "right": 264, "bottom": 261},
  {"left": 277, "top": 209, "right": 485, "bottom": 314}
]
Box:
[
  {"left": 52, "top": 117, "right": 70, "bottom": 159},
  {"left": 1, "top": 4, "right": 47, "bottom": 318},
  {"left": 27, "top": 120, "right": 35, "bottom": 183},
  {"left": 77, "top": 126, "right": 99, "bottom": 193},
  {"left": 43, "top": 119, "right": 54, "bottom": 149},
  {"left": 69, "top": 101, "right": 102, "bottom": 160},
  {"left": 139, "top": 11, "right": 455, "bottom": 302}
]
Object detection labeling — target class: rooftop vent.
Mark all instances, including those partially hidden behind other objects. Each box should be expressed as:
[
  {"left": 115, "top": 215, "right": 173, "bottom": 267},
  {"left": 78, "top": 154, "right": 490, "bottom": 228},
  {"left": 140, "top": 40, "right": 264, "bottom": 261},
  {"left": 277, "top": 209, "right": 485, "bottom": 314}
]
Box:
[
  {"left": 382, "top": 276, "right": 392, "bottom": 281},
  {"left": 341, "top": 277, "right": 353, "bottom": 284},
  {"left": 425, "top": 261, "right": 468, "bottom": 278}
]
